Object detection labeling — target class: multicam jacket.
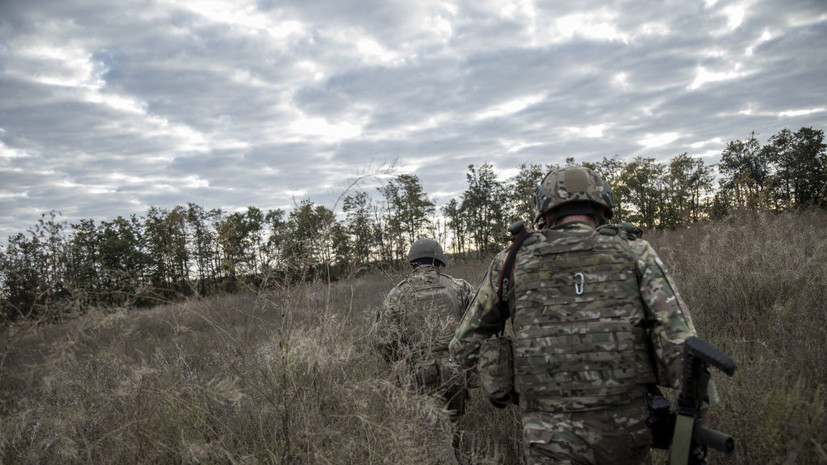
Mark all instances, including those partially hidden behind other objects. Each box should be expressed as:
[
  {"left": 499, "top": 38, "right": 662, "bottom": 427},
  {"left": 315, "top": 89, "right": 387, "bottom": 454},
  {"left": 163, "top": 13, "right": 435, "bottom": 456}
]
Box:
[
  {"left": 375, "top": 265, "right": 475, "bottom": 364},
  {"left": 449, "top": 221, "right": 701, "bottom": 413}
]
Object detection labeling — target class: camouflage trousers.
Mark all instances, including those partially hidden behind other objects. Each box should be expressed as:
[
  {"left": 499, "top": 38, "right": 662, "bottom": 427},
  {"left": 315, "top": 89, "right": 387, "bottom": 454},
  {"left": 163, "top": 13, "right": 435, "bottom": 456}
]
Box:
[{"left": 521, "top": 399, "right": 652, "bottom": 465}]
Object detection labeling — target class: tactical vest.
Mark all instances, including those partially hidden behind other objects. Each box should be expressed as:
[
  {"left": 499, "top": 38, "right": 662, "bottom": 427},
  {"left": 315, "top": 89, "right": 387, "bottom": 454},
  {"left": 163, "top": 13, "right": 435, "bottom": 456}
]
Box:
[
  {"left": 510, "top": 225, "right": 657, "bottom": 413},
  {"left": 401, "top": 270, "right": 464, "bottom": 354}
]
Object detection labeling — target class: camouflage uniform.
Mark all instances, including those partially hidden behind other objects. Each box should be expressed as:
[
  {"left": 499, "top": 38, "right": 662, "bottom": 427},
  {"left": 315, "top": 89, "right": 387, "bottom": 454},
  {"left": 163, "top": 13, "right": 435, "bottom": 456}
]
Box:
[
  {"left": 375, "top": 264, "right": 476, "bottom": 420},
  {"left": 450, "top": 221, "right": 715, "bottom": 465}
]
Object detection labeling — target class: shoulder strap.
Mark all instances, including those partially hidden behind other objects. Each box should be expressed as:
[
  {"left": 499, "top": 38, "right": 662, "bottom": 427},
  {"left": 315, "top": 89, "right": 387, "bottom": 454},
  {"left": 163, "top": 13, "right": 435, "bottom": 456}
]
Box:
[{"left": 497, "top": 221, "right": 532, "bottom": 319}]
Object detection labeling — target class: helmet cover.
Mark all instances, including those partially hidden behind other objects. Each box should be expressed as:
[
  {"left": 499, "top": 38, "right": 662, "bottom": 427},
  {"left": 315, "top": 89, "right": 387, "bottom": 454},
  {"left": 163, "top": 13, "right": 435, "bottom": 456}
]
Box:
[{"left": 534, "top": 166, "right": 614, "bottom": 221}]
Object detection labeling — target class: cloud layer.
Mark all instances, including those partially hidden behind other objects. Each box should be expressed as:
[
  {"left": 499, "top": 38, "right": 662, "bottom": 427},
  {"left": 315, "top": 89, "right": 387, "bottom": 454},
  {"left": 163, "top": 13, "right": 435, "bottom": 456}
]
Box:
[{"left": 1, "top": 0, "right": 826, "bottom": 238}]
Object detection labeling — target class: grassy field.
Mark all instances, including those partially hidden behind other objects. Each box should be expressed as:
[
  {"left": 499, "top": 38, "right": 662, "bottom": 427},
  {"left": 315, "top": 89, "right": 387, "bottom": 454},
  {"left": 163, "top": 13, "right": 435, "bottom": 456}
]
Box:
[{"left": 1, "top": 210, "right": 825, "bottom": 464}]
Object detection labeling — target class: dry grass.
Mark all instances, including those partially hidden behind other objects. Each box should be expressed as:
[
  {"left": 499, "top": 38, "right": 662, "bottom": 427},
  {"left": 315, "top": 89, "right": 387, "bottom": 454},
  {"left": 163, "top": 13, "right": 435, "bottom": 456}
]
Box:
[
  {"left": 646, "top": 208, "right": 827, "bottom": 464},
  {"left": 1, "top": 210, "right": 825, "bottom": 464}
]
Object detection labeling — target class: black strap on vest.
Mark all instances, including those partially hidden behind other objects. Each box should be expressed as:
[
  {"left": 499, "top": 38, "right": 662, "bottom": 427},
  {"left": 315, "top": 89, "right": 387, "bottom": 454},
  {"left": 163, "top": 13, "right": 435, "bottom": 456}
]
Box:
[{"left": 497, "top": 220, "right": 531, "bottom": 320}]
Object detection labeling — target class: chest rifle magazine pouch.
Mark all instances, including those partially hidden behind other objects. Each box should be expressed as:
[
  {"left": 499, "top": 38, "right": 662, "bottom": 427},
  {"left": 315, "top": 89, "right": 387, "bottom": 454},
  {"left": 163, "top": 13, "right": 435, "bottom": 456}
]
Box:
[{"left": 478, "top": 335, "right": 516, "bottom": 408}]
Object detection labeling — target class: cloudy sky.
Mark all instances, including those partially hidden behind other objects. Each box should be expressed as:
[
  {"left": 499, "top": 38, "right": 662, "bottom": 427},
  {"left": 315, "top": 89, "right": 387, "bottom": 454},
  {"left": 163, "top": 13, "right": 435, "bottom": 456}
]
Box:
[{"left": 1, "top": 0, "right": 825, "bottom": 240}]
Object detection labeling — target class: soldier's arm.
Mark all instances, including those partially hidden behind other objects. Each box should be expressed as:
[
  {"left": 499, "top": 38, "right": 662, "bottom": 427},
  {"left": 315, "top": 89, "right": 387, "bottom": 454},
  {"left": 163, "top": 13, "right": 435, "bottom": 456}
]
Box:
[
  {"left": 462, "top": 279, "right": 476, "bottom": 305},
  {"left": 374, "top": 286, "right": 405, "bottom": 362},
  {"left": 449, "top": 259, "right": 508, "bottom": 368},
  {"left": 633, "top": 239, "right": 697, "bottom": 389},
  {"left": 455, "top": 278, "right": 476, "bottom": 312},
  {"left": 634, "top": 241, "right": 722, "bottom": 407}
]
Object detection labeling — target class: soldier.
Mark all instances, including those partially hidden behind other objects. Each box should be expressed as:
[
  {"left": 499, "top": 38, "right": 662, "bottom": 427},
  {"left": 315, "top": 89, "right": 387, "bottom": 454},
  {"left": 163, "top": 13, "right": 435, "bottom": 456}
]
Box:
[
  {"left": 374, "top": 238, "right": 476, "bottom": 421},
  {"left": 449, "top": 166, "right": 717, "bottom": 464}
]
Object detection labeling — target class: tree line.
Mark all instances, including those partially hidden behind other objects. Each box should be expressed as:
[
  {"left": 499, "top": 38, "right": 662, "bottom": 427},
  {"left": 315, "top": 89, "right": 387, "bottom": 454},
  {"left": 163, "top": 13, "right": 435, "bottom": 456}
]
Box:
[{"left": 1, "top": 126, "right": 824, "bottom": 321}]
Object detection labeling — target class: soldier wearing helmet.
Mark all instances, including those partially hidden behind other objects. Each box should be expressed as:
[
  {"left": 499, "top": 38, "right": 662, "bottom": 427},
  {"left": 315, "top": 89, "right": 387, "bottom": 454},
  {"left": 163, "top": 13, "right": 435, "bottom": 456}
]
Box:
[
  {"left": 533, "top": 165, "right": 614, "bottom": 227},
  {"left": 374, "top": 239, "right": 475, "bottom": 441},
  {"left": 450, "top": 166, "right": 718, "bottom": 465}
]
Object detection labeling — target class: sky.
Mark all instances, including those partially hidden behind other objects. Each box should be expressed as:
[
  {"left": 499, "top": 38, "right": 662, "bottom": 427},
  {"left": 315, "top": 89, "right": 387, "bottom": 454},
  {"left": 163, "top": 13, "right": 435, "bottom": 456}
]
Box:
[{"left": 1, "top": 0, "right": 826, "bottom": 240}]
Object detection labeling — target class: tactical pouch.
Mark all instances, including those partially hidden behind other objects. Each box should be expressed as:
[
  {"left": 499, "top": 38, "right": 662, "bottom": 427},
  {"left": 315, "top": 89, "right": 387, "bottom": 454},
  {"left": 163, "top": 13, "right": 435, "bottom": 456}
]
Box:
[
  {"left": 478, "top": 335, "right": 516, "bottom": 407},
  {"left": 396, "top": 358, "right": 441, "bottom": 392},
  {"left": 646, "top": 393, "right": 676, "bottom": 449},
  {"left": 418, "top": 360, "right": 441, "bottom": 388}
]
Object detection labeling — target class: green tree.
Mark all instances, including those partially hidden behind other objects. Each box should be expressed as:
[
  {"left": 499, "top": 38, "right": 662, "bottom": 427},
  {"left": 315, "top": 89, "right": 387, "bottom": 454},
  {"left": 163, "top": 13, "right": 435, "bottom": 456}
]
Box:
[
  {"left": 98, "top": 215, "right": 148, "bottom": 305},
  {"left": 244, "top": 206, "right": 266, "bottom": 275},
  {"left": 342, "top": 190, "right": 376, "bottom": 266},
  {"left": 283, "top": 200, "right": 336, "bottom": 281},
  {"left": 328, "top": 221, "right": 353, "bottom": 276},
  {"left": 186, "top": 203, "right": 222, "bottom": 295},
  {"left": 591, "top": 157, "right": 628, "bottom": 222},
  {"left": 263, "top": 208, "right": 288, "bottom": 274},
  {"left": 66, "top": 218, "right": 101, "bottom": 303},
  {"left": 506, "top": 162, "right": 555, "bottom": 226},
  {"left": 663, "top": 153, "right": 715, "bottom": 227},
  {"left": 378, "top": 174, "right": 435, "bottom": 262},
  {"left": 441, "top": 198, "right": 466, "bottom": 256},
  {"left": 461, "top": 163, "right": 508, "bottom": 256},
  {"left": 618, "top": 157, "right": 665, "bottom": 230},
  {"left": 1, "top": 233, "right": 48, "bottom": 320},
  {"left": 0, "top": 212, "right": 69, "bottom": 320},
  {"left": 144, "top": 206, "right": 189, "bottom": 295},
  {"left": 215, "top": 210, "right": 254, "bottom": 287},
  {"left": 767, "top": 127, "right": 827, "bottom": 209},
  {"left": 718, "top": 132, "right": 772, "bottom": 211}
]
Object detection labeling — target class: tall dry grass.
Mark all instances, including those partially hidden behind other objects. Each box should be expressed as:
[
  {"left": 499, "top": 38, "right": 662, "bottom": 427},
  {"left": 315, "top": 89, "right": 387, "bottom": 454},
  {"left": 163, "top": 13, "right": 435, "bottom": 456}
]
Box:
[
  {"left": 646, "top": 209, "right": 827, "bottom": 464},
  {"left": 1, "top": 210, "right": 825, "bottom": 464}
]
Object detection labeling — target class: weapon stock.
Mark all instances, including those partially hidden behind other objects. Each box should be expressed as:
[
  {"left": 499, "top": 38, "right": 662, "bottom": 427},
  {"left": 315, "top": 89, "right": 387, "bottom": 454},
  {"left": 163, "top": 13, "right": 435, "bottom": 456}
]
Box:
[{"left": 684, "top": 336, "right": 736, "bottom": 377}]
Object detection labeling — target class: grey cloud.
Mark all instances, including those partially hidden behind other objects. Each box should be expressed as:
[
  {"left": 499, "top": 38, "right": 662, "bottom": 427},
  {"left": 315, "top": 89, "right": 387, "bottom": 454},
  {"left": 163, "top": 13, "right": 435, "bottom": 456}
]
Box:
[{"left": 0, "top": 0, "right": 825, "bottom": 240}]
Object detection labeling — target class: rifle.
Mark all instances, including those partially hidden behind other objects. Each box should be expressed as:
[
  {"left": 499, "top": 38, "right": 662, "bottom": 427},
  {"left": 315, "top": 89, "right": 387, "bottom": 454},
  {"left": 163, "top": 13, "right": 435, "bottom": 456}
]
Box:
[{"left": 647, "top": 336, "right": 737, "bottom": 465}]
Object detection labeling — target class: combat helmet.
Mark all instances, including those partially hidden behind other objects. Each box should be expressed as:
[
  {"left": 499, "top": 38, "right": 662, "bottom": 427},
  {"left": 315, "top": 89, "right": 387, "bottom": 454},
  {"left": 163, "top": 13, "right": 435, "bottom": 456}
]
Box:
[
  {"left": 407, "top": 238, "right": 447, "bottom": 267},
  {"left": 534, "top": 166, "right": 614, "bottom": 223}
]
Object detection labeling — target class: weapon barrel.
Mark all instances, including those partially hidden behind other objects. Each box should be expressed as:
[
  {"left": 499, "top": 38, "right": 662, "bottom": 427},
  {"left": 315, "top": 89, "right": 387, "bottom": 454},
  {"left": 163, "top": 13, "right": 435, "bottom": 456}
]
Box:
[{"left": 693, "top": 420, "right": 735, "bottom": 455}]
